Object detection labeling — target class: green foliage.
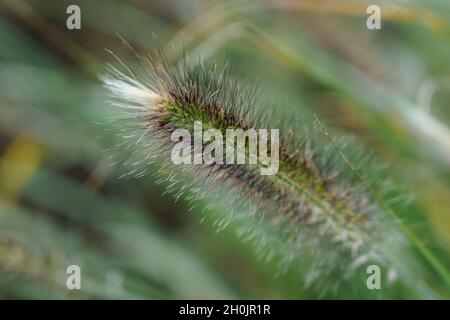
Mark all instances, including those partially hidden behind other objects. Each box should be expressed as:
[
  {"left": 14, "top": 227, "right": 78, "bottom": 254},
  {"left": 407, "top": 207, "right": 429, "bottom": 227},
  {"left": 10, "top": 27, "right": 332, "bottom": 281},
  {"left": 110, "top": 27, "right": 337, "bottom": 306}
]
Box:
[{"left": 1, "top": 0, "right": 450, "bottom": 299}]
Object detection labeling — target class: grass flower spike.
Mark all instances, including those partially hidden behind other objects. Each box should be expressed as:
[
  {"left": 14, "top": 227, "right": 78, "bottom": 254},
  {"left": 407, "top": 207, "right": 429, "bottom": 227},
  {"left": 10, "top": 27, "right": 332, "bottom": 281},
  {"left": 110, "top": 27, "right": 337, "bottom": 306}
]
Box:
[{"left": 101, "top": 47, "right": 388, "bottom": 288}]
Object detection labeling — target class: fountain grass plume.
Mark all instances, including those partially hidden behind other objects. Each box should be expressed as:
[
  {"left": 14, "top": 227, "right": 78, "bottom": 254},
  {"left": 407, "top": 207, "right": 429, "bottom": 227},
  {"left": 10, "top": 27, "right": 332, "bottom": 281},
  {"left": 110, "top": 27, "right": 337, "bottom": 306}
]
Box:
[{"left": 101, "top": 45, "right": 396, "bottom": 289}]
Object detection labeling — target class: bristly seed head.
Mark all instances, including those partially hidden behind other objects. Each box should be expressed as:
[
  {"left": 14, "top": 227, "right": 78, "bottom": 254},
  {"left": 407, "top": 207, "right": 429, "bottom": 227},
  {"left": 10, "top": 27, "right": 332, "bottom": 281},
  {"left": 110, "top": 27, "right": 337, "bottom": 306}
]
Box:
[{"left": 101, "top": 47, "right": 390, "bottom": 289}]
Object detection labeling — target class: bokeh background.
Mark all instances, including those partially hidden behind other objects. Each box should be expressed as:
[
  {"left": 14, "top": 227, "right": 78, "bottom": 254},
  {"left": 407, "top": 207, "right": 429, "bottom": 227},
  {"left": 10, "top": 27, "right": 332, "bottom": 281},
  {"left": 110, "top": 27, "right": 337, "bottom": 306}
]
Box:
[{"left": 1, "top": 0, "right": 450, "bottom": 299}]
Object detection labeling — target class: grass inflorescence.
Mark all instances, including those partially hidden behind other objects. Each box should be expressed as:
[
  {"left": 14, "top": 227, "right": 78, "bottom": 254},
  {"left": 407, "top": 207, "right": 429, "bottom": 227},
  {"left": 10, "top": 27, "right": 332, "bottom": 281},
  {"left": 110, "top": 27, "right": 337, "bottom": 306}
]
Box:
[{"left": 101, "top": 46, "right": 393, "bottom": 289}]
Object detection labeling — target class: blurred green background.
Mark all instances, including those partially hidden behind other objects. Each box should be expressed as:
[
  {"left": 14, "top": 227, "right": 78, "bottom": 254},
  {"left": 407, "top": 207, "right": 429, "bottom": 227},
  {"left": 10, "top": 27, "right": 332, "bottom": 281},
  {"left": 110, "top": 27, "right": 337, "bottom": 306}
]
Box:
[{"left": 0, "top": 0, "right": 450, "bottom": 299}]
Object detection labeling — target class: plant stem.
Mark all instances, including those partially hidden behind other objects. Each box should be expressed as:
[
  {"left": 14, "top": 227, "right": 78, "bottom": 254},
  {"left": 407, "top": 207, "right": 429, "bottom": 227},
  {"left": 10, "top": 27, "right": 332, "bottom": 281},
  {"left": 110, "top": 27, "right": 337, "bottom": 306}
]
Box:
[{"left": 315, "top": 114, "right": 450, "bottom": 290}]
